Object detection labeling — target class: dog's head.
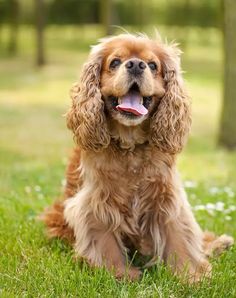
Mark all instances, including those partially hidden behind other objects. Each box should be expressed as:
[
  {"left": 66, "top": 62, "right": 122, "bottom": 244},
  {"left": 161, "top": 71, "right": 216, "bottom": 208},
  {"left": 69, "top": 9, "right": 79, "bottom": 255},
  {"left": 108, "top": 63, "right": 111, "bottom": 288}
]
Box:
[{"left": 67, "top": 34, "right": 191, "bottom": 153}]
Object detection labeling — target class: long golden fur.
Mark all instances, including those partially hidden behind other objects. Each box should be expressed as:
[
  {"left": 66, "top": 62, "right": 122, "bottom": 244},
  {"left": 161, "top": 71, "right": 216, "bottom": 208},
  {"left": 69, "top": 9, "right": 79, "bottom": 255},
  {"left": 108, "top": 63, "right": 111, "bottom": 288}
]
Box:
[{"left": 42, "top": 33, "right": 233, "bottom": 282}]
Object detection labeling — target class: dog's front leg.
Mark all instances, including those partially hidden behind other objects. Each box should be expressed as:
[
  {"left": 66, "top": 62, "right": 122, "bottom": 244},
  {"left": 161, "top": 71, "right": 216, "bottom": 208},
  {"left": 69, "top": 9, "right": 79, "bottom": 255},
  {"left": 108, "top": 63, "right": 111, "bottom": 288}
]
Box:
[
  {"left": 63, "top": 194, "right": 141, "bottom": 280},
  {"left": 162, "top": 194, "right": 212, "bottom": 283}
]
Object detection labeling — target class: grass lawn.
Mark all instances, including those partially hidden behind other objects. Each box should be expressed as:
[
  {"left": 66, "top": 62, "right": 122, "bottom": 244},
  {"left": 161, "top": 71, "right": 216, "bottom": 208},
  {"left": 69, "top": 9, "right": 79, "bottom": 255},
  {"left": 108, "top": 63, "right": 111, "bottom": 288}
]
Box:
[{"left": 0, "top": 26, "right": 236, "bottom": 297}]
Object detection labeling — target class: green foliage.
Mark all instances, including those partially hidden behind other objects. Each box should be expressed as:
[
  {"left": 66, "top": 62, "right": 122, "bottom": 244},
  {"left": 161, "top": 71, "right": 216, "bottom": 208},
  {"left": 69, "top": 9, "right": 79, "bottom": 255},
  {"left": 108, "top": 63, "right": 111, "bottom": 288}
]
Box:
[
  {"left": 165, "top": 0, "right": 222, "bottom": 28},
  {"left": 0, "top": 0, "right": 10, "bottom": 23},
  {"left": 0, "top": 0, "right": 223, "bottom": 28},
  {"left": 48, "top": 0, "right": 99, "bottom": 25},
  {"left": 0, "top": 26, "right": 236, "bottom": 296}
]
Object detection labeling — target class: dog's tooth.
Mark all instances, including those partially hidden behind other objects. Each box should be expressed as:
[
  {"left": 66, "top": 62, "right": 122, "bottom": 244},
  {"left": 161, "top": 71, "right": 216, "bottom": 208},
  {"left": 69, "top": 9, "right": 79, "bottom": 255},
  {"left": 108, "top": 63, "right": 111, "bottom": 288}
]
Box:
[
  {"left": 140, "top": 97, "right": 143, "bottom": 105},
  {"left": 118, "top": 98, "right": 121, "bottom": 105}
]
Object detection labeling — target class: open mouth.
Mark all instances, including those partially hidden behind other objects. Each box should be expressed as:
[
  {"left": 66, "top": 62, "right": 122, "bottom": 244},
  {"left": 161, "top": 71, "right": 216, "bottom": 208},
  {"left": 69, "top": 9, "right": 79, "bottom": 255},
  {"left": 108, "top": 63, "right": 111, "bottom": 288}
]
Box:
[{"left": 109, "top": 83, "right": 153, "bottom": 117}]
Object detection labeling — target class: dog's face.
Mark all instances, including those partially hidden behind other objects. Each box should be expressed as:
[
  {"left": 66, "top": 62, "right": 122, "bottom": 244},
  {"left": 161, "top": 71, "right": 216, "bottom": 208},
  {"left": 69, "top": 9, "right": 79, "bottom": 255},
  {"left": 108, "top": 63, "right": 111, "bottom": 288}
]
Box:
[
  {"left": 100, "top": 37, "right": 165, "bottom": 126},
  {"left": 67, "top": 34, "right": 191, "bottom": 153}
]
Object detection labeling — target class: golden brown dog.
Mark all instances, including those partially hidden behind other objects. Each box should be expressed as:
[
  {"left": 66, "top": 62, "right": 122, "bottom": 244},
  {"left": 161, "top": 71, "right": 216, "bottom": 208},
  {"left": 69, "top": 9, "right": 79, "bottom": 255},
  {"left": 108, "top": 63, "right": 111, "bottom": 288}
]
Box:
[{"left": 43, "top": 33, "right": 233, "bottom": 282}]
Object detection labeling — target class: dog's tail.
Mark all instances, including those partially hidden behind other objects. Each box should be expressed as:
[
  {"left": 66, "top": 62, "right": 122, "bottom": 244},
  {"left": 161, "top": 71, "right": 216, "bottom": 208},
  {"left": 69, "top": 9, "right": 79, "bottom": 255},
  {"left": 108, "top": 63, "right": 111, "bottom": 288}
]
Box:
[
  {"left": 40, "top": 201, "right": 75, "bottom": 243},
  {"left": 203, "top": 231, "right": 234, "bottom": 257}
]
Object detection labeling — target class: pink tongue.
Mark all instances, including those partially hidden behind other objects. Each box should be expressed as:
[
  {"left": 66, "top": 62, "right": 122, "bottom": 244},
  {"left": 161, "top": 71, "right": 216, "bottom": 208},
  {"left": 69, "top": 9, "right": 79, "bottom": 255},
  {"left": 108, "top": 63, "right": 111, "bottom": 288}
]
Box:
[{"left": 116, "top": 91, "right": 148, "bottom": 116}]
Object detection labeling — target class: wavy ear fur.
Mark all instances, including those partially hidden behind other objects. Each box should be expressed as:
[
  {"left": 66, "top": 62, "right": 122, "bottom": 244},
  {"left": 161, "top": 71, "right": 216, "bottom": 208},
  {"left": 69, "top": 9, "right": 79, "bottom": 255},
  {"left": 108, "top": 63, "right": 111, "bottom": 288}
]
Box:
[
  {"left": 150, "top": 44, "right": 191, "bottom": 154},
  {"left": 66, "top": 47, "right": 110, "bottom": 151}
]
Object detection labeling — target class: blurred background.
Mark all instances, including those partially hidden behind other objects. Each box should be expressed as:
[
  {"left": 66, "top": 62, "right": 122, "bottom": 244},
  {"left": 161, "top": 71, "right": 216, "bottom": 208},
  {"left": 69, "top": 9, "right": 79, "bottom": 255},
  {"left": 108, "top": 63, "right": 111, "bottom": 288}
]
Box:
[
  {"left": 0, "top": 0, "right": 235, "bottom": 191},
  {"left": 1, "top": 2, "right": 236, "bottom": 293}
]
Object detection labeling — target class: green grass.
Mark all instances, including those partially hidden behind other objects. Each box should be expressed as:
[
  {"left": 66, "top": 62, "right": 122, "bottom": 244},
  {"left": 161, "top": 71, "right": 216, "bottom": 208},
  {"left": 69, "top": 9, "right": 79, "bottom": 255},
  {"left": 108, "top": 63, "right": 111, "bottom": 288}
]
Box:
[{"left": 0, "top": 26, "right": 236, "bottom": 297}]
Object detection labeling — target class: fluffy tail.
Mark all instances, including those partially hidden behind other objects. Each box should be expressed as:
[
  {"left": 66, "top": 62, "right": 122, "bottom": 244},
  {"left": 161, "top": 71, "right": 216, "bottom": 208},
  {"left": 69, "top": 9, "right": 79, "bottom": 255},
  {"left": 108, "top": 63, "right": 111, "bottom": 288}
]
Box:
[
  {"left": 40, "top": 201, "right": 75, "bottom": 243},
  {"left": 203, "top": 231, "right": 234, "bottom": 257}
]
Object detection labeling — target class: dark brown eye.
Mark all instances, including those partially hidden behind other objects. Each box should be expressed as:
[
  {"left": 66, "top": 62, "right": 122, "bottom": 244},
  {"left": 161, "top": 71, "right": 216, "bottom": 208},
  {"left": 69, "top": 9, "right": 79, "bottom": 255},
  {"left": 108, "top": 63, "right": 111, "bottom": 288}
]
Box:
[
  {"left": 148, "top": 62, "right": 157, "bottom": 71},
  {"left": 110, "top": 58, "right": 121, "bottom": 69}
]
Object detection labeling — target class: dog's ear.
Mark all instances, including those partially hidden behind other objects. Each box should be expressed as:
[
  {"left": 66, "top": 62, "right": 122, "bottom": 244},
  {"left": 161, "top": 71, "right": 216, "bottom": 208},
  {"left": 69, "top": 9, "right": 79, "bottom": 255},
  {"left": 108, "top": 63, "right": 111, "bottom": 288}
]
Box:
[
  {"left": 66, "top": 45, "right": 110, "bottom": 151},
  {"left": 150, "top": 44, "right": 191, "bottom": 154}
]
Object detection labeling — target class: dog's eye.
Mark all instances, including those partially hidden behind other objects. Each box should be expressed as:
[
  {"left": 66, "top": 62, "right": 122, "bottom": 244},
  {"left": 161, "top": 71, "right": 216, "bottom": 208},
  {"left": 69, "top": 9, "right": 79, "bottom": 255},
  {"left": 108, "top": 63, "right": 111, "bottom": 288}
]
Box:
[
  {"left": 148, "top": 62, "right": 157, "bottom": 71},
  {"left": 110, "top": 58, "right": 121, "bottom": 69}
]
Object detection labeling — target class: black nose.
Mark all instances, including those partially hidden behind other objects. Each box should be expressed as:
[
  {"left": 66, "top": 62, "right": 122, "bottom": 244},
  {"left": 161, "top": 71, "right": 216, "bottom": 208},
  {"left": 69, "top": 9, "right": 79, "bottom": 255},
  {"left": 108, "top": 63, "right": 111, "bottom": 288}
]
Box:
[{"left": 125, "top": 59, "right": 146, "bottom": 75}]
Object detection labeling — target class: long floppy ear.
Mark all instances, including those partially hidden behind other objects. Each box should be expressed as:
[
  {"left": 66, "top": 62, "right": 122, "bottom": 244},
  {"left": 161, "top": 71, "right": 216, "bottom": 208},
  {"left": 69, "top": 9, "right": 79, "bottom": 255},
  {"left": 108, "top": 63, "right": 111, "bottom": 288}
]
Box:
[
  {"left": 150, "top": 44, "right": 191, "bottom": 154},
  {"left": 66, "top": 46, "right": 110, "bottom": 151}
]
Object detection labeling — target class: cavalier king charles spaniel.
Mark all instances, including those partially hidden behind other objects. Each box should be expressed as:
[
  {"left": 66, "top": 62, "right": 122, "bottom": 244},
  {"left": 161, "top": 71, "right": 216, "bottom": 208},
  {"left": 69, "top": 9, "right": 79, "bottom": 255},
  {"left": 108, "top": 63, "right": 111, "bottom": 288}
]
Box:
[{"left": 43, "top": 33, "right": 233, "bottom": 282}]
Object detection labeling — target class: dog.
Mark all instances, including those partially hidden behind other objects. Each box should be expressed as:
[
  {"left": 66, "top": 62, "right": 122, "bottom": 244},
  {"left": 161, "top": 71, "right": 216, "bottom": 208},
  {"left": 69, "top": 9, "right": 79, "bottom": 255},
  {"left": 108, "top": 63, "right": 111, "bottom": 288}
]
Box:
[{"left": 42, "top": 33, "right": 234, "bottom": 282}]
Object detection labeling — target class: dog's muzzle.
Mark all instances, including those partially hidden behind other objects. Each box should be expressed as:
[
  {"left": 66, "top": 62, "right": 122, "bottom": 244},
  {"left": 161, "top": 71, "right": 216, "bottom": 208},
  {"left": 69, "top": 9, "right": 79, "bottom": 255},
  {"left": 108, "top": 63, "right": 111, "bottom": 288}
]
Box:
[{"left": 125, "top": 58, "right": 146, "bottom": 76}]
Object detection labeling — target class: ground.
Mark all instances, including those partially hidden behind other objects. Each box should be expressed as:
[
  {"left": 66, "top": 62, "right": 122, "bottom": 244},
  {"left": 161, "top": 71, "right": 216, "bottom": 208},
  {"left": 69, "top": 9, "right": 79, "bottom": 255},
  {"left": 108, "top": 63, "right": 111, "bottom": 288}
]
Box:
[{"left": 0, "top": 26, "right": 236, "bottom": 297}]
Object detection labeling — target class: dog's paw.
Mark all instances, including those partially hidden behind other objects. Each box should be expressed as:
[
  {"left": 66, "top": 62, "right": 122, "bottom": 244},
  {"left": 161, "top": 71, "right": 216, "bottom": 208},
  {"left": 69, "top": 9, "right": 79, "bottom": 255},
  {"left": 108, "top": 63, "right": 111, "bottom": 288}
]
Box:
[
  {"left": 115, "top": 266, "right": 142, "bottom": 281},
  {"left": 179, "top": 259, "right": 212, "bottom": 284}
]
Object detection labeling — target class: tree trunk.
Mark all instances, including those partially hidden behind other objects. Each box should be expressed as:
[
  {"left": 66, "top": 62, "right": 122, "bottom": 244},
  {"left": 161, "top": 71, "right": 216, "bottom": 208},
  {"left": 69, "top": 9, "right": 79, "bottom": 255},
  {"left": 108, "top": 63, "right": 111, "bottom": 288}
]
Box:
[
  {"left": 181, "top": 0, "right": 191, "bottom": 50},
  {"left": 218, "top": 0, "right": 236, "bottom": 149},
  {"left": 35, "top": 0, "right": 45, "bottom": 66},
  {"left": 8, "top": 0, "right": 19, "bottom": 55},
  {"left": 100, "top": 0, "right": 112, "bottom": 36}
]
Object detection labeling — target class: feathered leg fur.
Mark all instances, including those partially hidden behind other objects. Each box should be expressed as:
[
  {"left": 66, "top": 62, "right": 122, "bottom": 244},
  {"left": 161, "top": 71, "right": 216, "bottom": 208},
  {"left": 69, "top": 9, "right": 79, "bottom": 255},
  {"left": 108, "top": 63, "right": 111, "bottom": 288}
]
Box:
[{"left": 42, "top": 148, "right": 233, "bottom": 281}]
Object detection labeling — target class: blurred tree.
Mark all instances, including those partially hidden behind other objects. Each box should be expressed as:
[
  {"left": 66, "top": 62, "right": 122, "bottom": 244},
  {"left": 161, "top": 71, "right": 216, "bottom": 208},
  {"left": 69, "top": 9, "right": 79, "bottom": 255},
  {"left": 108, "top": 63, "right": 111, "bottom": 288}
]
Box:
[
  {"left": 181, "top": 0, "right": 191, "bottom": 49},
  {"left": 218, "top": 0, "right": 236, "bottom": 149},
  {"left": 7, "top": 0, "right": 20, "bottom": 55},
  {"left": 100, "top": 0, "right": 112, "bottom": 35},
  {"left": 35, "top": 0, "right": 46, "bottom": 66},
  {"left": 137, "top": 0, "right": 144, "bottom": 31},
  {"left": 48, "top": 0, "right": 99, "bottom": 25},
  {"left": 35, "top": 0, "right": 221, "bottom": 30},
  {"left": 165, "top": 0, "right": 220, "bottom": 28}
]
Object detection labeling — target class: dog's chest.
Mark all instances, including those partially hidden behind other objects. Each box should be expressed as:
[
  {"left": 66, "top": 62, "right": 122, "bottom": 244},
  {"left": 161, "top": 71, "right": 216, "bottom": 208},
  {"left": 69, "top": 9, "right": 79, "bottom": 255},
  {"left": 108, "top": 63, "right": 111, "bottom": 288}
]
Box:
[
  {"left": 107, "top": 149, "right": 163, "bottom": 224},
  {"left": 84, "top": 147, "right": 172, "bottom": 235}
]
